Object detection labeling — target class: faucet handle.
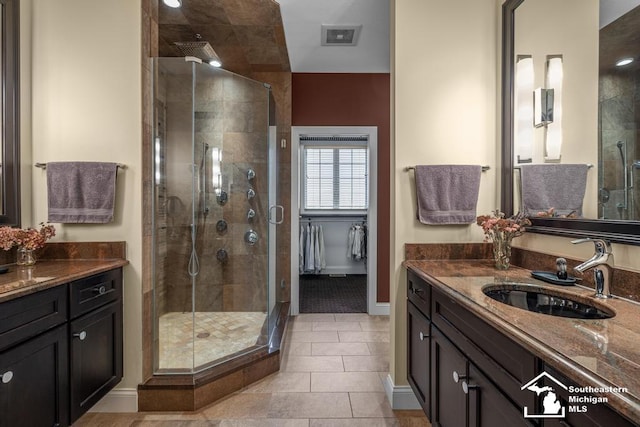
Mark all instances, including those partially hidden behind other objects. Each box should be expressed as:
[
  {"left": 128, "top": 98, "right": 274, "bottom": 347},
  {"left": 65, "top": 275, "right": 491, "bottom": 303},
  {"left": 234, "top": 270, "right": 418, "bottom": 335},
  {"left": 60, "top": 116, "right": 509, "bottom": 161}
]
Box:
[{"left": 571, "top": 238, "right": 612, "bottom": 254}]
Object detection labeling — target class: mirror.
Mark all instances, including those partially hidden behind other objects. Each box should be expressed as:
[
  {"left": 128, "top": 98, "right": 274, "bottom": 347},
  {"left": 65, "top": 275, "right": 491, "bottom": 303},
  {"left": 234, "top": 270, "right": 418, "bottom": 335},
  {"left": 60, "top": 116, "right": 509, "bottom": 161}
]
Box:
[
  {"left": 502, "top": 0, "right": 640, "bottom": 245},
  {"left": 0, "top": 0, "right": 21, "bottom": 226}
]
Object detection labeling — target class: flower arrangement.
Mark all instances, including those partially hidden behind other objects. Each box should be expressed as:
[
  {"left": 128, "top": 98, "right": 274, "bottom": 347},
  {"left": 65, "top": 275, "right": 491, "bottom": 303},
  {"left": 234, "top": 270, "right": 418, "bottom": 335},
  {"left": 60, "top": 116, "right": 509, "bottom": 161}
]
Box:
[
  {"left": 0, "top": 223, "right": 56, "bottom": 251},
  {"left": 534, "top": 207, "right": 578, "bottom": 218},
  {"left": 476, "top": 210, "right": 530, "bottom": 269}
]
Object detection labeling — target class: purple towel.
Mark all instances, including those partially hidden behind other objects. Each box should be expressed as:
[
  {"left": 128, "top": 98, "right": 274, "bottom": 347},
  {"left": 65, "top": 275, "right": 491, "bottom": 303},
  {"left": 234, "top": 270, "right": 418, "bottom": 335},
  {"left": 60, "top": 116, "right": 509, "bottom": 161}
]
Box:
[
  {"left": 414, "top": 165, "right": 482, "bottom": 225},
  {"left": 47, "top": 162, "right": 119, "bottom": 223},
  {"left": 520, "top": 164, "right": 589, "bottom": 217}
]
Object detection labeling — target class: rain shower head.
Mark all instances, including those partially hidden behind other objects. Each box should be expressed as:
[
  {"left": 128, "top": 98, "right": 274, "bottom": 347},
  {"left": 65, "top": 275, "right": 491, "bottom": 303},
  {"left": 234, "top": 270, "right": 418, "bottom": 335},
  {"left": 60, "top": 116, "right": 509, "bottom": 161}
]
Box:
[{"left": 174, "top": 41, "right": 221, "bottom": 65}]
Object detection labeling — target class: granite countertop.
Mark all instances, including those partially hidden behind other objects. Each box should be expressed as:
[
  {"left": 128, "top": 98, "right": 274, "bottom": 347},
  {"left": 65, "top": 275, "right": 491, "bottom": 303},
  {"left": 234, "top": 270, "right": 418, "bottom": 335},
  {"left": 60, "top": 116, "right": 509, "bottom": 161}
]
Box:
[
  {"left": 404, "top": 259, "right": 640, "bottom": 423},
  {"left": 0, "top": 259, "right": 129, "bottom": 303}
]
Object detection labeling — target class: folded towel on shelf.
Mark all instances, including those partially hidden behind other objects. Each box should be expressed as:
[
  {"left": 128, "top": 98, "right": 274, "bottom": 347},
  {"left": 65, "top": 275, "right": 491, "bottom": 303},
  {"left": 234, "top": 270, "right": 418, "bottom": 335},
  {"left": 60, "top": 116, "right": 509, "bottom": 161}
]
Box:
[
  {"left": 47, "top": 162, "right": 119, "bottom": 223},
  {"left": 414, "top": 165, "right": 482, "bottom": 224},
  {"left": 520, "top": 164, "right": 589, "bottom": 217}
]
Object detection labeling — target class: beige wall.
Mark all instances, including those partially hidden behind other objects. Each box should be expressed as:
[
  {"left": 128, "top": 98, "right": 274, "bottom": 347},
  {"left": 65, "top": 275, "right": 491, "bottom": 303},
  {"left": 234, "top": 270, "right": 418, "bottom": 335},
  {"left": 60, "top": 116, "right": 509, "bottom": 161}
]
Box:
[
  {"left": 391, "top": 0, "right": 500, "bottom": 386},
  {"left": 391, "top": 0, "right": 640, "bottom": 394},
  {"left": 25, "top": 0, "right": 143, "bottom": 389}
]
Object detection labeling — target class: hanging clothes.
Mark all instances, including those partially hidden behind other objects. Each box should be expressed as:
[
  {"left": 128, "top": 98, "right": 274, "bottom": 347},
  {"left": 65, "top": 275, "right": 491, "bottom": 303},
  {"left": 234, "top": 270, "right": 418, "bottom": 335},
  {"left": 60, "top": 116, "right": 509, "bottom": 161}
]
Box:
[
  {"left": 299, "top": 225, "right": 305, "bottom": 274},
  {"left": 300, "top": 222, "right": 326, "bottom": 274},
  {"left": 347, "top": 223, "right": 367, "bottom": 261}
]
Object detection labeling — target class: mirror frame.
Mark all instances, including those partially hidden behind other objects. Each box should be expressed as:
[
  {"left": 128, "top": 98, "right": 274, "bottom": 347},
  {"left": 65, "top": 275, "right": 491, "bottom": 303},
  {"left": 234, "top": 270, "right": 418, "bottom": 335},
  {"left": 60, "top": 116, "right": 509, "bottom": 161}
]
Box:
[
  {"left": 501, "top": 0, "right": 640, "bottom": 246},
  {"left": 0, "top": 0, "right": 21, "bottom": 226}
]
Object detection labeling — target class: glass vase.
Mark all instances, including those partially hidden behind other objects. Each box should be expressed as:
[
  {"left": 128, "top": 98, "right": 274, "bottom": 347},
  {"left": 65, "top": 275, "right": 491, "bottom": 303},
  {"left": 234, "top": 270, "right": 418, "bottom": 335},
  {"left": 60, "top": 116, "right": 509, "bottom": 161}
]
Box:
[
  {"left": 492, "top": 232, "right": 513, "bottom": 270},
  {"left": 16, "top": 246, "right": 36, "bottom": 266}
]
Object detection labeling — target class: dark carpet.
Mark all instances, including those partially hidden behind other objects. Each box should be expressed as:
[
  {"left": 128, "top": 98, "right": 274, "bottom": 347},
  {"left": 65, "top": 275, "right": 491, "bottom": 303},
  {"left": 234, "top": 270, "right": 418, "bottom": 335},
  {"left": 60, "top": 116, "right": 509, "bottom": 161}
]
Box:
[{"left": 300, "top": 274, "right": 367, "bottom": 313}]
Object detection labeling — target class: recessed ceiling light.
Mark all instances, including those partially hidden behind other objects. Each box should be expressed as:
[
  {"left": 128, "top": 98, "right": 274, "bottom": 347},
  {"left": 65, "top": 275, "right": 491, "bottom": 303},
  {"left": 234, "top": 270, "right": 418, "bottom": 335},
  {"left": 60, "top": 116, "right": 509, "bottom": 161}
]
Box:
[
  {"left": 163, "top": 0, "right": 181, "bottom": 8},
  {"left": 209, "top": 60, "right": 222, "bottom": 68},
  {"left": 616, "top": 58, "right": 634, "bottom": 67}
]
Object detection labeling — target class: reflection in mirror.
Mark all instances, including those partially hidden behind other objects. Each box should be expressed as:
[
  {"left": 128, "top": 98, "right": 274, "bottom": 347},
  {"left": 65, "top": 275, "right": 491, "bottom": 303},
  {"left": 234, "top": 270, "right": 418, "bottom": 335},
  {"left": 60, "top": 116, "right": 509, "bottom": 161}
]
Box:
[
  {"left": 599, "top": 4, "right": 640, "bottom": 220},
  {"left": 0, "top": 0, "right": 21, "bottom": 226},
  {"left": 502, "top": 0, "right": 640, "bottom": 244}
]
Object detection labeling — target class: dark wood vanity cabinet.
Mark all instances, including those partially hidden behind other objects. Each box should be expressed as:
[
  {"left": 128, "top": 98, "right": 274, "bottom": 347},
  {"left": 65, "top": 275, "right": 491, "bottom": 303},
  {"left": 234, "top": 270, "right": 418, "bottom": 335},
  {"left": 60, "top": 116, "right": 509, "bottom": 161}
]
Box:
[
  {"left": 406, "top": 268, "right": 638, "bottom": 427},
  {"left": 0, "top": 325, "right": 69, "bottom": 427},
  {"left": 68, "top": 269, "right": 123, "bottom": 424},
  {"left": 540, "top": 366, "right": 637, "bottom": 427},
  {"left": 430, "top": 313, "right": 530, "bottom": 427},
  {"left": 408, "top": 269, "right": 530, "bottom": 426},
  {"left": 0, "top": 268, "right": 123, "bottom": 427},
  {"left": 407, "top": 299, "right": 431, "bottom": 416},
  {"left": 407, "top": 270, "right": 432, "bottom": 416}
]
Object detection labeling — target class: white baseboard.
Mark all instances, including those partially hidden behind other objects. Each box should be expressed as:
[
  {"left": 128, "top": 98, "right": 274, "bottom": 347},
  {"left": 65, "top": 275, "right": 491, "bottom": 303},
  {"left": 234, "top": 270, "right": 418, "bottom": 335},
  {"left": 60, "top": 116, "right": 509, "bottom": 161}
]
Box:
[
  {"left": 369, "top": 302, "right": 390, "bottom": 316},
  {"left": 88, "top": 388, "right": 138, "bottom": 413},
  {"left": 383, "top": 374, "right": 421, "bottom": 410}
]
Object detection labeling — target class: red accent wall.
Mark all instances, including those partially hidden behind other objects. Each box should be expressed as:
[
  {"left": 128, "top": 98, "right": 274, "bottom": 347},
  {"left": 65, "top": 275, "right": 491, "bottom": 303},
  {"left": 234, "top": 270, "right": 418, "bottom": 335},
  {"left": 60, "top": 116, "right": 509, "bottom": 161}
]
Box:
[{"left": 292, "top": 73, "right": 391, "bottom": 303}]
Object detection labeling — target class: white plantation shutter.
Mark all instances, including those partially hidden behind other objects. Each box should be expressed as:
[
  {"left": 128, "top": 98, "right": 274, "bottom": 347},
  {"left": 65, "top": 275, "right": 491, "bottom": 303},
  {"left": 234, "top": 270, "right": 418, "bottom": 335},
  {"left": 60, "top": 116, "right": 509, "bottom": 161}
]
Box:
[{"left": 301, "top": 136, "right": 369, "bottom": 211}]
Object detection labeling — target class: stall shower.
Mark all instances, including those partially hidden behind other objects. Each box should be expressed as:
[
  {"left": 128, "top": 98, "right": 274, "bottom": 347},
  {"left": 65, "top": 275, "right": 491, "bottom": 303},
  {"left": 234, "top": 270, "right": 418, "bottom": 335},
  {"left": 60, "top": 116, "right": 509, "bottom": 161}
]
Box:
[
  {"left": 151, "top": 57, "right": 277, "bottom": 373},
  {"left": 599, "top": 75, "right": 640, "bottom": 221}
]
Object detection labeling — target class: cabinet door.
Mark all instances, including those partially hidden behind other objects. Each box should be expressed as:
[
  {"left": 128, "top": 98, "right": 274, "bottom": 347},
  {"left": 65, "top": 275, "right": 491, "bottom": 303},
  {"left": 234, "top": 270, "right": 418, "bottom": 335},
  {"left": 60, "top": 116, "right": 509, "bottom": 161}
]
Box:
[
  {"left": 431, "top": 326, "right": 468, "bottom": 427},
  {"left": 407, "top": 301, "right": 431, "bottom": 417},
  {"left": 542, "top": 366, "right": 637, "bottom": 427},
  {"left": 69, "top": 300, "right": 122, "bottom": 423},
  {"left": 467, "top": 364, "right": 532, "bottom": 427},
  {"left": 0, "top": 325, "right": 69, "bottom": 427}
]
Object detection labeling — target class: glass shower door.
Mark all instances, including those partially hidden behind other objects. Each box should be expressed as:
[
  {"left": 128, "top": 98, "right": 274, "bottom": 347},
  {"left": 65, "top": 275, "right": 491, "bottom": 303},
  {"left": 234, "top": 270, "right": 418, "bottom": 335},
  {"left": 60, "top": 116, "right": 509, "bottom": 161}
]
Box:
[{"left": 152, "top": 57, "right": 272, "bottom": 374}]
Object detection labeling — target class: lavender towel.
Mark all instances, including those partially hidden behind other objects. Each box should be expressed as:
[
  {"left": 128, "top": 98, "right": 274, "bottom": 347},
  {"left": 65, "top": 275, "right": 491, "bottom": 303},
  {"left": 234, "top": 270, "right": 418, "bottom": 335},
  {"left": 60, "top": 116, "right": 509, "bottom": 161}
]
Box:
[
  {"left": 520, "top": 164, "right": 589, "bottom": 217},
  {"left": 47, "top": 162, "right": 119, "bottom": 223},
  {"left": 414, "top": 165, "right": 482, "bottom": 224}
]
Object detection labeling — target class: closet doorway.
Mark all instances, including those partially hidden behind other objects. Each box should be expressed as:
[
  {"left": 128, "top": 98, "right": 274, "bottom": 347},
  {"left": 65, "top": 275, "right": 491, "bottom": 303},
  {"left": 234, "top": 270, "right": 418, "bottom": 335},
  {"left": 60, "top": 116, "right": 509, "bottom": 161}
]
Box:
[{"left": 290, "top": 126, "right": 380, "bottom": 315}]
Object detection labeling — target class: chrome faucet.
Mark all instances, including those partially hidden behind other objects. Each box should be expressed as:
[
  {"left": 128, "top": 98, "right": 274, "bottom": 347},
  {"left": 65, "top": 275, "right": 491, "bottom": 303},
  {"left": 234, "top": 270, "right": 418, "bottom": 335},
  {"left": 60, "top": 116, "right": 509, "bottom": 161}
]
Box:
[{"left": 572, "top": 238, "right": 614, "bottom": 299}]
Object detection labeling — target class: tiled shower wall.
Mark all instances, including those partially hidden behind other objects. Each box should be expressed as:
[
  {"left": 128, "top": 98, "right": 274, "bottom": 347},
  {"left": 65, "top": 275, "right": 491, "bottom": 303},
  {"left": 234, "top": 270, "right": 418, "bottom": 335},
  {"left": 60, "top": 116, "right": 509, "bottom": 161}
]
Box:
[
  {"left": 153, "top": 64, "right": 271, "bottom": 316},
  {"left": 599, "top": 70, "right": 640, "bottom": 220},
  {"left": 142, "top": 0, "right": 292, "bottom": 381}
]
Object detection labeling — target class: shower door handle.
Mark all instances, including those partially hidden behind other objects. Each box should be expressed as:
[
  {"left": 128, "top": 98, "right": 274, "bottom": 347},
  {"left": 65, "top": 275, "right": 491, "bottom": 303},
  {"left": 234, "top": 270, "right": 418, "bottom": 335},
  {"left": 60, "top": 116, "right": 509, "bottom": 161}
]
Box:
[{"left": 269, "top": 205, "right": 284, "bottom": 224}]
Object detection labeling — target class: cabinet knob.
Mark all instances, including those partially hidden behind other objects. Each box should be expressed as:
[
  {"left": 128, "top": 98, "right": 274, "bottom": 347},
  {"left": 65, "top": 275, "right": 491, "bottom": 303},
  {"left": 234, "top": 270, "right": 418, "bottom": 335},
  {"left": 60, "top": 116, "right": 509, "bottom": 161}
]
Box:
[
  {"left": 92, "top": 285, "right": 107, "bottom": 295},
  {"left": 452, "top": 371, "right": 467, "bottom": 383},
  {"left": 74, "top": 331, "right": 87, "bottom": 341},
  {"left": 411, "top": 287, "right": 424, "bottom": 295},
  {"left": 419, "top": 332, "right": 429, "bottom": 341},
  {"left": 1, "top": 371, "right": 13, "bottom": 384},
  {"left": 462, "top": 381, "right": 478, "bottom": 394}
]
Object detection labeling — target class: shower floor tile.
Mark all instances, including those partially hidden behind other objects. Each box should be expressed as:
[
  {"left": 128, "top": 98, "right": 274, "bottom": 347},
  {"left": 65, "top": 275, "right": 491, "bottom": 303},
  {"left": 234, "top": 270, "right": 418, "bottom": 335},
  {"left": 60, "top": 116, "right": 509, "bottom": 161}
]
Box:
[{"left": 158, "top": 311, "right": 267, "bottom": 370}]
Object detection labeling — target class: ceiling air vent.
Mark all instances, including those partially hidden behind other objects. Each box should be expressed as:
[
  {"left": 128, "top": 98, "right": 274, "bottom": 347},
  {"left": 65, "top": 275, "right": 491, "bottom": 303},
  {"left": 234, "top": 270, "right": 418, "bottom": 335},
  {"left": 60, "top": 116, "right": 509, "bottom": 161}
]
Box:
[{"left": 321, "top": 25, "right": 362, "bottom": 46}]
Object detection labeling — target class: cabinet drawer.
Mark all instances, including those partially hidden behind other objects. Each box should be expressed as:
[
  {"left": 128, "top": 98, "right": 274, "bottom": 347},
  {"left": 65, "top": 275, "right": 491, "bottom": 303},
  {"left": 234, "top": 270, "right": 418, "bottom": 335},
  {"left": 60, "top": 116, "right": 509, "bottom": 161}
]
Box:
[
  {"left": 69, "top": 269, "right": 122, "bottom": 319},
  {"left": 0, "top": 285, "right": 68, "bottom": 351},
  {"left": 407, "top": 269, "right": 431, "bottom": 317},
  {"left": 432, "top": 287, "right": 537, "bottom": 413}
]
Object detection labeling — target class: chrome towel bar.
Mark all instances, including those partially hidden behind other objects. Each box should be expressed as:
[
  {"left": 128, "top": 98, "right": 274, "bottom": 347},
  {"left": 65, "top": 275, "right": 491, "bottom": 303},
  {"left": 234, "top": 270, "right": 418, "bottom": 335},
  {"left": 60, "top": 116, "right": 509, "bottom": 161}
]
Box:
[
  {"left": 404, "top": 165, "right": 490, "bottom": 172},
  {"left": 35, "top": 162, "right": 127, "bottom": 170}
]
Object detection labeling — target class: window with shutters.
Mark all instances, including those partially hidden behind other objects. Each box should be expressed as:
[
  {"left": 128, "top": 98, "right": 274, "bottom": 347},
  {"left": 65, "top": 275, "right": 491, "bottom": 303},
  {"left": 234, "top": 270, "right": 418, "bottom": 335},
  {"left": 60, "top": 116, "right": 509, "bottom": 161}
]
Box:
[{"left": 302, "top": 146, "right": 368, "bottom": 211}]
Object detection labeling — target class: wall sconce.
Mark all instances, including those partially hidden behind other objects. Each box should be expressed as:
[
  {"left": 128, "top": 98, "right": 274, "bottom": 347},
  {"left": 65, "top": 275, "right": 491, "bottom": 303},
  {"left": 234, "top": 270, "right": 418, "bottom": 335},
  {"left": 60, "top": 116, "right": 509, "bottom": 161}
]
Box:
[
  {"left": 210, "top": 147, "right": 222, "bottom": 195},
  {"left": 544, "top": 56, "right": 563, "bottom": 162},
  {"left": 515, "top": 55, "right": 534, "bottom": 164},
  {"left": 533, "top": 88, "right": 554, "bottom": 128}
]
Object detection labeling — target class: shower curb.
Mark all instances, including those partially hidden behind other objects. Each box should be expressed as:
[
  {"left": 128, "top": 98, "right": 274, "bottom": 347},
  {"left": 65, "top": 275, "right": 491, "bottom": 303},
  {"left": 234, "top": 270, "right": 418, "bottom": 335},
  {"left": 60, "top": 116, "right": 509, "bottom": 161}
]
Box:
[{"left": 137, "top": 302, "right": 290, "bottom": 411}]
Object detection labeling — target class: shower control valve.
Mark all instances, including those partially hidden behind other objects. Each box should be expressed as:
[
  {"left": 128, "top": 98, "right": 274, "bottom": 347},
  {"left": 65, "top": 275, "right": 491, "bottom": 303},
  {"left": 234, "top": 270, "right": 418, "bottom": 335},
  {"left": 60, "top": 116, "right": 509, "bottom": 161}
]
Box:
[
  {"left": 247, "top": 168, "right": 256, "bottom": 180},
  {"left": 216, "top": 249, "right": 228, "bottom": 263},
  {"left": 247, "top": 209, "right": 256, "bottom": 220},
  {"left": 247, "top": 188, "right": 256, "bottom": 199},
  {"left": 245, "top": 230, "right": 259, "bottom": 245}
]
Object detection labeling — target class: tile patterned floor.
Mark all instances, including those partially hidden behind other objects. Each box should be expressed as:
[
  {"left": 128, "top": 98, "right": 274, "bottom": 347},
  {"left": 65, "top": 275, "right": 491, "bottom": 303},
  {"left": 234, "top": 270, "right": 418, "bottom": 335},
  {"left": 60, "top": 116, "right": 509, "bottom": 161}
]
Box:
[
  {"left": 158, "top": 311, "right": 267, "bottom": 370},
  {"left": 75, "top": 313, "right": 430, "bottom": 426}
]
